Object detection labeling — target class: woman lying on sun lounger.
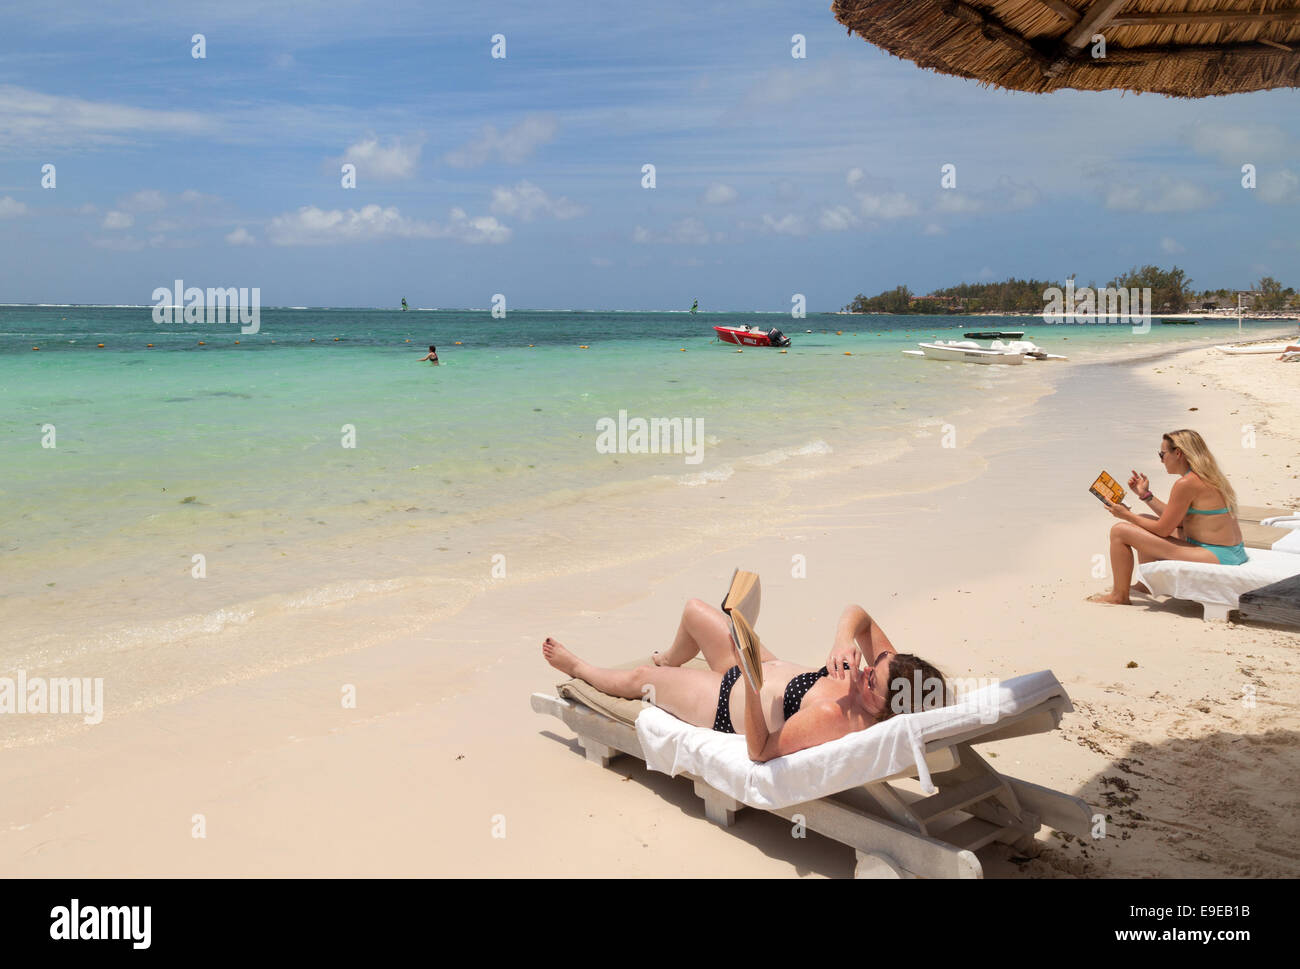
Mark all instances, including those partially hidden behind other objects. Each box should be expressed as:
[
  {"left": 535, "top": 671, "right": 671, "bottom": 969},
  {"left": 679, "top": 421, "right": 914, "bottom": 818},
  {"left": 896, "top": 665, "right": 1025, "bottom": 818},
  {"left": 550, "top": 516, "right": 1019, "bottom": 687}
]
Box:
[
  {"left": 542, "top": 601, "right": 947, "bottom": 763},
  {"left": 1090, "top": 428, "right": 1245, "bottom": 606}
]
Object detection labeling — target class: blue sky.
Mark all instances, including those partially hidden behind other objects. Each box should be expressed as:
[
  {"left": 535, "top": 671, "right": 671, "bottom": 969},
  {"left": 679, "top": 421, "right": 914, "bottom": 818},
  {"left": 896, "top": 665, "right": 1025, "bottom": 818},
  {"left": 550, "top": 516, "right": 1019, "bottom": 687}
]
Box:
[{"left": 1, "top": 0, "right": 1297, "bottom": 310}]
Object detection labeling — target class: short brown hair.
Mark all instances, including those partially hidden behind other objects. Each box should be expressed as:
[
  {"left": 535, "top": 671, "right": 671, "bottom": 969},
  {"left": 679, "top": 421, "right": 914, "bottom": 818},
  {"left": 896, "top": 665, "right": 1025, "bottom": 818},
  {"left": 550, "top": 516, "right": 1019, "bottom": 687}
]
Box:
[{"left": 880, "top": 653, "right": 950, "bottom": 721}]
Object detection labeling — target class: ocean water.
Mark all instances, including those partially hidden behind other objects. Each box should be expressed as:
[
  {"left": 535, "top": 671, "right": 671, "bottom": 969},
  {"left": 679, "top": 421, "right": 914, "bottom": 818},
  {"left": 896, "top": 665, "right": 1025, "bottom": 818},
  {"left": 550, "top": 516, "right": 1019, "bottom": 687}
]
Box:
[{"left": 1, "top": 305, "right": 1292, "bottom": 744}]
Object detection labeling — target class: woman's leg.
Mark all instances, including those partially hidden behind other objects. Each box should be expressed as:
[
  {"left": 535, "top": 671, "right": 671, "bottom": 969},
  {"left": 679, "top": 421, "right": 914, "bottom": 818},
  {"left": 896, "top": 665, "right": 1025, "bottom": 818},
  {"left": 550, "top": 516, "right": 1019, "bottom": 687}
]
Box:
[
  {"left": 1090, "top": 522, "right": 1217, "bottom": 605},
  {"left": 544, "top": 638, "right": 730, "bottom": 728},
  {"left": 654, "top": 598, "right": 776, "bottom": 671}
]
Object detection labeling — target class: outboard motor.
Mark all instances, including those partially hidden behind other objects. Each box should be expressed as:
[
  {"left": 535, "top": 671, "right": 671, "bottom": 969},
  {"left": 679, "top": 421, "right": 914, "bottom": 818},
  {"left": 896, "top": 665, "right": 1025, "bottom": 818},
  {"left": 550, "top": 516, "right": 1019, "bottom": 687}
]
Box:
[{"left": 767, "top": 327, "right": 791, "bottom": 347}]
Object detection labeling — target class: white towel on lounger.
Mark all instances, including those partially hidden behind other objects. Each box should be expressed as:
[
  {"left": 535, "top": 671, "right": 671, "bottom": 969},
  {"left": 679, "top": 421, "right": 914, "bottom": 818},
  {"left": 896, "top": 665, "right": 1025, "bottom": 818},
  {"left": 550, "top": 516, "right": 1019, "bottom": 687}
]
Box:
[
  {"left": 1139, "top": 548, "right": 1300, "bottom": 608},
  {"left": 634, "top": 669, "right": 1069, "bottom": 810}
]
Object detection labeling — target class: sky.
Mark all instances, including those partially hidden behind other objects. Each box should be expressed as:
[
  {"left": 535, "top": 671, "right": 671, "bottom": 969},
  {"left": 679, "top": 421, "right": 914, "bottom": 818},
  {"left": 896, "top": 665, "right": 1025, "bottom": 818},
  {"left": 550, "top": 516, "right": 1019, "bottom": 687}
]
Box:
[{"left": 1, "top": 0, "right": 1297, "bottom": 311}]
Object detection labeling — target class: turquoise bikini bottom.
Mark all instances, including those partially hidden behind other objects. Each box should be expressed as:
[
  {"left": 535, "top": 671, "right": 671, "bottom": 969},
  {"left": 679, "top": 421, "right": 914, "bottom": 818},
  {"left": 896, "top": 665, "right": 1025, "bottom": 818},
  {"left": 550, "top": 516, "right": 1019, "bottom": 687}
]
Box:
[{"left": 1187, "top": 538, "right": 1248, "bottom": 566}]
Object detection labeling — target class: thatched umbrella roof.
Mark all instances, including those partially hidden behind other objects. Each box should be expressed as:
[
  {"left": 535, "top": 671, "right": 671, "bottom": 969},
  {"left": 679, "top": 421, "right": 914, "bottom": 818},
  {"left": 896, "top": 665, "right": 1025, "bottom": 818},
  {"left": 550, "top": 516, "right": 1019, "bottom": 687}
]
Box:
[{"left": 832, "top": 1, "right": 1300, "bottom": 97}]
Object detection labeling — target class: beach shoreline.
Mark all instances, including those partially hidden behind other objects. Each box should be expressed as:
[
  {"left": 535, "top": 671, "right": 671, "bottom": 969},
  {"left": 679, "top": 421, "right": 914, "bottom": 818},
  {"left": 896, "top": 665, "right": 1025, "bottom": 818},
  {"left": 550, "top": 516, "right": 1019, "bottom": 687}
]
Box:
[{"left": 2, "top": 333, "right": 1298, "bottom": 877}]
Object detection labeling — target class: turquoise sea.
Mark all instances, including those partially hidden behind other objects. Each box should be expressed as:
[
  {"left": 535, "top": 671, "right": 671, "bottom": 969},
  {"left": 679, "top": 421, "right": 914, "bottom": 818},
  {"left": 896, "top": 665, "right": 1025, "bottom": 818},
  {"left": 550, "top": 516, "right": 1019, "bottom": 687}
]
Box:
[{"left": 2, "top": 305, "right": 1294, "bottom": 744}]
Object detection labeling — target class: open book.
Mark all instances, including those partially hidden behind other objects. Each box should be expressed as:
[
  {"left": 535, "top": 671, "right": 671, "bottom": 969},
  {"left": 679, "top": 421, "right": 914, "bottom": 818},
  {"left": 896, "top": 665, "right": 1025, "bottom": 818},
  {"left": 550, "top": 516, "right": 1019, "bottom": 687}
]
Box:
[
  {"left": 1089, "top": 470, "right": 1125, "bottom": 506},
  {"left": 722, "top": 569, "right": 763, "bottom": 692}
]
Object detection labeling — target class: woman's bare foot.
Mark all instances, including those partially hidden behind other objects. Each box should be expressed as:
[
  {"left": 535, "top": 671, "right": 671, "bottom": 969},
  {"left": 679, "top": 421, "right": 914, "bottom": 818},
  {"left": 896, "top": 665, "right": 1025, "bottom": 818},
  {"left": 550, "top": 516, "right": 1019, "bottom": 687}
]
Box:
[
  {"left": 1087, "top": 591, "right": 1132, "bottom": 606},
  {"left": 542, "top": 637, "right": 581, "bottom": 676}
]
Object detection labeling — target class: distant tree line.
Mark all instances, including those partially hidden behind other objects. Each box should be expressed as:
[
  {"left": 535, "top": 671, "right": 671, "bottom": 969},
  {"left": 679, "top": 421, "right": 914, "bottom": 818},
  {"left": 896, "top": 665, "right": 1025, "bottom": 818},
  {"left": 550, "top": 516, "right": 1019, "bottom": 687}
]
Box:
[{"left": 843, "top": 267, "right": 1296, "bottom": 314}]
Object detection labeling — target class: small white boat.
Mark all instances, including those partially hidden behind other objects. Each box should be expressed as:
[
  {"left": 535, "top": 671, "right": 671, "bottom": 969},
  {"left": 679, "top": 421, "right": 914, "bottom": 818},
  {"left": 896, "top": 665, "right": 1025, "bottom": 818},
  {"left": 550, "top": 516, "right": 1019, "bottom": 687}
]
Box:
[
  {"left": 1215, "top": 343, "right": 1295, "bottom": 355},
  {"left": 909, "top": 340, "right": 1026, "bottom": 365}
]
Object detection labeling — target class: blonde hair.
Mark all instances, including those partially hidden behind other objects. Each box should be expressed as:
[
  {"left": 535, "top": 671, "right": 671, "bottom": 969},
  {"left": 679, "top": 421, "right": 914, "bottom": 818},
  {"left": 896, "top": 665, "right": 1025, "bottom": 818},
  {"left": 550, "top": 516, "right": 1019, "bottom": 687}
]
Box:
[{"left": 1165, "top": 429, "right": 1237, "bottom": 515}]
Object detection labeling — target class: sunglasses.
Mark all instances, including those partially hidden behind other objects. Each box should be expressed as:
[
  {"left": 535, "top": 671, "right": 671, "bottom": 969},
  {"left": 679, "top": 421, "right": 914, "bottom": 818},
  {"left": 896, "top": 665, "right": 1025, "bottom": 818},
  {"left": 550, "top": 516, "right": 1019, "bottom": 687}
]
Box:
[{"left": 866, "top": 658, "right": 889, "bottom": 697}]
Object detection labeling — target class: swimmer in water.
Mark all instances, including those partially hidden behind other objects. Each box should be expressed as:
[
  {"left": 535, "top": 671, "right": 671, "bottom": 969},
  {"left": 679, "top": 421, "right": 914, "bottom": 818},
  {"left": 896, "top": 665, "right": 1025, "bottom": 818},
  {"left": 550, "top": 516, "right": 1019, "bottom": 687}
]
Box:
[{"left": 417, "top": 344, "right": 439, "bottom": 365}]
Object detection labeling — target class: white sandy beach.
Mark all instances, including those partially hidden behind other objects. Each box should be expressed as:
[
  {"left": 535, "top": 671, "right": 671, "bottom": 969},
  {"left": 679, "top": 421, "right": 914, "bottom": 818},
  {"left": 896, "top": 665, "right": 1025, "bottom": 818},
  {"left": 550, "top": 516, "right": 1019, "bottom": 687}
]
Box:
[{"left": 2, "top": 335, "right": 1298, "bottom": 878}]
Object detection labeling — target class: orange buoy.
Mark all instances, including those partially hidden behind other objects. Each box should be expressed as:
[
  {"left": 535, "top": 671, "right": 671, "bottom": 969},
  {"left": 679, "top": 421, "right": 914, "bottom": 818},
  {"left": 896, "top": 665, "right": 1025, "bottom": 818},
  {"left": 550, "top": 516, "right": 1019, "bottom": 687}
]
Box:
[
  {"left": 234, "top": 341, "right": 240, "bottom": 345},
  {"left": 844, "top": 351, "right": 852, "bottom": 355},
  {"left": 579, "top": 345, "right": 590, "bottom": 349},
  {"left": 333, "top": 337, "right": 340, "bottom": 341},
  {"left": 836, "top": 330, "right": 843, "bottom": 335},
  {"left": 779, "top": 349, "right": 787, "bottom": 354},
  {"left": 146, "top": 343, "right": 154, "bottom": 348},
  {"left": 32, "top": 346, "right": 39, "bottom": 351},
  {"left": 454, "top": 341, "right": 463, "bottom": 345},
  {"left": 310, "top": 338, "right": 316, "bottom": 342},
  {"left": 680, "top": 348, "right": 687, "bottom": 351},
  {"left": 97, "top": 343, "right": 105, "bottom": 348},
  {"left": 198, "top": 341, "right": 205, "bottom": 345}
]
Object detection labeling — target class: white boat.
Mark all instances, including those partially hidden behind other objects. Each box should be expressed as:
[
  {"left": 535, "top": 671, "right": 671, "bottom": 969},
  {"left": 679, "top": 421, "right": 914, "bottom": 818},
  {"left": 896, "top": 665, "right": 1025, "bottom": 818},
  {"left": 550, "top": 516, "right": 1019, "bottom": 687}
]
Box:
[
  {"left": 909, "top": 340, "right": 1025, "bottom": 365},
  {"left": 1214, "top": 343, "right": 1295, "bottom": 355}
]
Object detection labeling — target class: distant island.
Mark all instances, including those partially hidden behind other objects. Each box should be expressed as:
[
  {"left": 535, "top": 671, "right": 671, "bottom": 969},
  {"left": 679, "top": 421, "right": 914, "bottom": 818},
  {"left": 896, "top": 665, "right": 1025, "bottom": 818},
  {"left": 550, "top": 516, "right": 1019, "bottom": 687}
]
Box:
[{"left": 842, "top": 266, "right": 1297, "bottom": 315}]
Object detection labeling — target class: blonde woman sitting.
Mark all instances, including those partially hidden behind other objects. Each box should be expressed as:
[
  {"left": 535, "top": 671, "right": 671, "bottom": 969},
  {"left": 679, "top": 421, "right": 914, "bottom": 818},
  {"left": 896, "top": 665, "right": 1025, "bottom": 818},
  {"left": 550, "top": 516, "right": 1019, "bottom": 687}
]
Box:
[{"left": 1090, "top": 428, "right": 1245, "bottom": 606}]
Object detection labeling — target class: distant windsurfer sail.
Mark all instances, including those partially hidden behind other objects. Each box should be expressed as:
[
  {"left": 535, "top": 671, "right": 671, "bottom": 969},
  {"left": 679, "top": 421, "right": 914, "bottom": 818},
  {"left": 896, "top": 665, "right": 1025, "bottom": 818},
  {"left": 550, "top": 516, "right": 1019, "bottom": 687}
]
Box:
[
  {"left": 401, "top": 297, "right": 408, "bottom": 311},
  {"left": 690, "top": 299, "right": 698, "bottom": 314}
]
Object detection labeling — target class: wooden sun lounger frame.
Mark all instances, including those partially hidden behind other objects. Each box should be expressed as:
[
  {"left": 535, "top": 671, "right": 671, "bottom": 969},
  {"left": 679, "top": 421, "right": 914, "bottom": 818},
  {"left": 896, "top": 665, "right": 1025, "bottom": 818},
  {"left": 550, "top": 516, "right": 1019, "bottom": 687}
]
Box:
[{"left": 531, "top": 691, "right": 1095, "bottom": 879}]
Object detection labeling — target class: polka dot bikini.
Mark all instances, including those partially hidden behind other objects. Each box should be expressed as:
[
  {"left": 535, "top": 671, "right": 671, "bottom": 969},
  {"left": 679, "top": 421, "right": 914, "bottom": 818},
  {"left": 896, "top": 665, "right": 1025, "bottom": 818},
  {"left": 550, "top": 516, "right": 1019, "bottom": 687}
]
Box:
[{"left": 712, "top": 663, "right": 850, "bottom": 733}]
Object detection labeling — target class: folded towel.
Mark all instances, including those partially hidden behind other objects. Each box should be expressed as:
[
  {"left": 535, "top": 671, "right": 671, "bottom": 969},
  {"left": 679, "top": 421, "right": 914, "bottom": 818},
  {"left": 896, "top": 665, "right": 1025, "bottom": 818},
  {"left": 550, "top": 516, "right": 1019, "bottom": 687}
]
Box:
[
  {"left": 1273, "top": 529, "right": 1300, "bottom": 554},
  {"left": 634, "top": 670, "right": 1069, "bottom": 809}
]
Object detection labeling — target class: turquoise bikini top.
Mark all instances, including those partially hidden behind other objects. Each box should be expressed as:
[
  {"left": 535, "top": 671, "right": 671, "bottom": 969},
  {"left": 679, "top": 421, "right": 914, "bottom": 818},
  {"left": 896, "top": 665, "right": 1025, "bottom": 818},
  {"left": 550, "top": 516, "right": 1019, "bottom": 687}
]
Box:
[{"left": 1180, "top": 471, "right": 1229, "bottom": 515}]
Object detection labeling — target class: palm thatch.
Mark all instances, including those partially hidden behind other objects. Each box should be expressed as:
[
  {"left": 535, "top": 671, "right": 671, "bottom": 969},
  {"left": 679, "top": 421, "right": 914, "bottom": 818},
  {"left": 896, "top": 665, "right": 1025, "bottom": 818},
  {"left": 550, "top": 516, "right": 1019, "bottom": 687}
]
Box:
[{"left": 832, "top": 0, "right": 1300, "bottom": 96}]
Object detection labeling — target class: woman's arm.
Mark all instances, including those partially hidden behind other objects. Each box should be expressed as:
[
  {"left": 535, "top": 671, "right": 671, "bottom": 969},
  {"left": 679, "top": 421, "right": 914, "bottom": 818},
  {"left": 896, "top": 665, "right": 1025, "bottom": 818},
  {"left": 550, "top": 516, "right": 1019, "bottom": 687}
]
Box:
[
  {"left": 827, "top": 604, "right": 897, "bottom": 677},
  {"left": 745, "top": 696, "right": 850, "bottom": 763},
  {"left": 1113, "top": 478, "right": 1193, "bottom": 536}
]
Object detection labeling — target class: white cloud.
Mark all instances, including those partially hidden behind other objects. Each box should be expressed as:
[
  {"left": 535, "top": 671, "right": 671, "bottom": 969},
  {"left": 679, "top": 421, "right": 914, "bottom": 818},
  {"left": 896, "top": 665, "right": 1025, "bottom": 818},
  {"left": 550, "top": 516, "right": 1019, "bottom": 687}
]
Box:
[
  {"left": 1185, "top": 121, "right": 1289, "bottom": 165},
  {"left": 1105, "top": 177, "right": 1214, "bottom": 213},
  {"left": 75, "top": 202, "right": 98, "bottom": 215},
  {"left": 266, "top": 204, "right": 510, "bottom": 246},
  {"left": 225, "top": 227, "right": 256, "bottom": 246},
  {"left": 846, "top": 168, "right": 864, "bottom": 187},
  {"left": 859, "top": 191, "right": 918, "bottom": 219},
  {"left": 935, "top": 193, "right": 983, "bottom": 214},
  {"left": 632, "top": 218, "right": 717, "bottom": 245},
  {"left": 761, "top": 213, "right": 808, "bottom": 236},
  {"left": 337, "top": 135, "right": 422, "bottom": 180},
  {"left": 102, "top": 210, "right": 133, "bottom": 229},
  {"left": 590, "top": 256, "right": 613, "bottom": 268},
  {"left": 272, "top": 52, "right": 296, "bottom": 70},
  {"left": 702, "top": 183, "right": 737, "bottom": 205},
  {"left": 922, "top": 223, "right": 946, "bottom": 236},
  {"left": 819, "top": 205, "right": 856, "bottom": 231},
  {"left": 0, "top": 84, "right": 207, "bottom": 147},
  {"left": 488, "top": 181, "right": 583, "bottom": 220},
  {"left": 123, "top": 189, "right": 165, "bottom": 211},
  {"left": 0, "top": 196, "right": 28, "bottom": 218},
  {"left": 444, "top": 114, "right": 558, "bottom": 168},
  {"left": 1258, "top": 169, "right": 1300, "bottom": 205},
  {"left": 1160, "top": 236, "right": 1185, "bottom": 254}
]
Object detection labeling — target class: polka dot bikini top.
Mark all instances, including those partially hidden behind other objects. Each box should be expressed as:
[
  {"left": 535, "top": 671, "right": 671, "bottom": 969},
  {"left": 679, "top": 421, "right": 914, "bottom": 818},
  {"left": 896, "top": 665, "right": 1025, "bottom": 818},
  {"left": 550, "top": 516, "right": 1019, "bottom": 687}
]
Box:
[{"left": 782, "top": 663, "right": 850, "bottom": 721}]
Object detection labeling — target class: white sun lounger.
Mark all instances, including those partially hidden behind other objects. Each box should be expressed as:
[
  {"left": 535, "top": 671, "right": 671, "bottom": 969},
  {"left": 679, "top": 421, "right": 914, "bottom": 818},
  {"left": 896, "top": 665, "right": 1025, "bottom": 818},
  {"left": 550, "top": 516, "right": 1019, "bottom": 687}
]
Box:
[
  {"left": 531, "top": 669, "right": 1094, "bottom": 878},
  {"left": 1139, "top": 548, "right": 1300, "bottom": 620}
]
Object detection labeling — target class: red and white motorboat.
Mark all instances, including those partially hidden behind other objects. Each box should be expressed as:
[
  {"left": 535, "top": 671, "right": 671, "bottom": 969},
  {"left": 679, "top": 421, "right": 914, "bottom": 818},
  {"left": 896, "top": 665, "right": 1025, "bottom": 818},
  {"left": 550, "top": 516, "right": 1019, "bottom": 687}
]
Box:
[{"left": 713, "top": 323, "right": 792, "bottom": 347}]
